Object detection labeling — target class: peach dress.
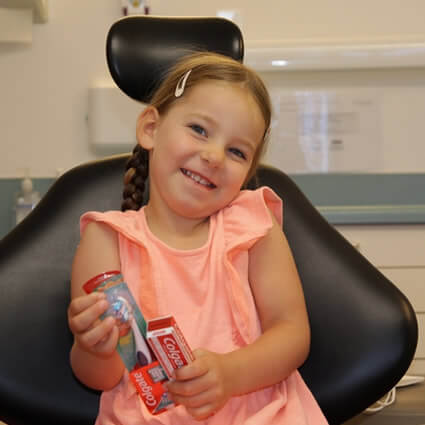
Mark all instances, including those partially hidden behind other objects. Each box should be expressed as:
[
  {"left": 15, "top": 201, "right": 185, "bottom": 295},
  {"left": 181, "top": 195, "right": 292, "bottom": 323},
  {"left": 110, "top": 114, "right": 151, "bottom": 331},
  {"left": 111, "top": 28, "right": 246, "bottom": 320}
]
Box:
[{"left": 80, "top": 187, "right": 328, "bottom": 425}]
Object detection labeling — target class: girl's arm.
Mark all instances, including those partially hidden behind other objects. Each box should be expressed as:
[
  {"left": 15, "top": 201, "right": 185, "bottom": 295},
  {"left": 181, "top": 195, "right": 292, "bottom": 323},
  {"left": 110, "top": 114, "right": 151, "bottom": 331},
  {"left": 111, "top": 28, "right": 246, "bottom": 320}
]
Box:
[
  {"left": 68, "top": 221, "right": 125, "bottom": 390},
  {"left": 223, "top": 211, "right": 310, "bottom": 395}
]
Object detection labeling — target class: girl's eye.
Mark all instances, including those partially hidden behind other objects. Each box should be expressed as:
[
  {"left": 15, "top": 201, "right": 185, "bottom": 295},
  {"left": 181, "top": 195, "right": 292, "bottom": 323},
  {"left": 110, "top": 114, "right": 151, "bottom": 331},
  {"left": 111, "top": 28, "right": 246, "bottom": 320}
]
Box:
[
  {"left": 189, "top": 124, "right": 207, "bottom": 137},
  {"left": 229, "top": 148, "right": 247, "bottom": 160}
]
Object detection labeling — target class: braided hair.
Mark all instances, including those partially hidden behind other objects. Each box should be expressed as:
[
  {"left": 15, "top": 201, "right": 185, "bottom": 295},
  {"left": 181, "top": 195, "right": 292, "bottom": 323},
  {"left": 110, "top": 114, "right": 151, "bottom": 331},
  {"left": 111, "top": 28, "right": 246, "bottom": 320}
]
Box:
[
  {"left": 121, "top": 144, "right": 149, "bottom": 211},
  {"left": 121, "top": 51, "right": 272, "bottom": 212}
]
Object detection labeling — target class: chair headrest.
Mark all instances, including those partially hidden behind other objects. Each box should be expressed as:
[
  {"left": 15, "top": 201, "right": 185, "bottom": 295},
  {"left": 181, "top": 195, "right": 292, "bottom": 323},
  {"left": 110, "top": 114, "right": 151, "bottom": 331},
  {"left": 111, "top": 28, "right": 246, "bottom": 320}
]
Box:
[{"left": 106, "top": 16, "right": 244, "bottom": 103}]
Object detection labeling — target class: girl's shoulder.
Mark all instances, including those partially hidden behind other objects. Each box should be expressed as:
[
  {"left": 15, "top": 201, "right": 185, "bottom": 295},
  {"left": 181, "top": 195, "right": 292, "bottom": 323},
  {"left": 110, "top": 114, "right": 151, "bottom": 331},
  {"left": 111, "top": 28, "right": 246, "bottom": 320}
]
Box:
[
  {"left": 225, "top": 186, "right": 282, "bottom": 225},
  {"left": 220, "top": 187, "right": 283, "bottom": 248},
  {"left": 80, "top": 208, "right": 146, "bottom": 244}
]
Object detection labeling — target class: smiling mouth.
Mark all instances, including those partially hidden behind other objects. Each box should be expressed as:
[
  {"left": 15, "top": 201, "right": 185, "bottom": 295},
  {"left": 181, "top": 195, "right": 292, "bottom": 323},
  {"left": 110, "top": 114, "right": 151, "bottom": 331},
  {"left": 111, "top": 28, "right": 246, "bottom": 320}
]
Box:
[{"left": 181, "top": 168, "right": 216, "bottom": 189}]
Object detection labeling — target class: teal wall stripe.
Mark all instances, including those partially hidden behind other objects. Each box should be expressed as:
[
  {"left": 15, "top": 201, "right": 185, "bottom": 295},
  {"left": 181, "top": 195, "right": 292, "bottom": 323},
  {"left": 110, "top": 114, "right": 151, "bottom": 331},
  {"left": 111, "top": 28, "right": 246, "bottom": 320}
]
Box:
[
  {"left": 290, "top": 173, "right": 425, "bottom": 224},
  {"left": 1, "top": 173, "right": 425, "bottom": 239},
  {"left": 290, "top": 174, "right": 425, "bottom": 206}
]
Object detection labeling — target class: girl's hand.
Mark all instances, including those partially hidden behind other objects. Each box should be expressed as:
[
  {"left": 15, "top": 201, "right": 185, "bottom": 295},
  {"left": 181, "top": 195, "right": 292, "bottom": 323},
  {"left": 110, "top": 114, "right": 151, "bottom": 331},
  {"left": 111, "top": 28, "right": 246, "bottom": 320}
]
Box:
[
  {"left": 67, "top": 292, "right": 119, "bottom": 357},
  {"left": 165, "top": 349, "right": 233, "bottom": 420}
]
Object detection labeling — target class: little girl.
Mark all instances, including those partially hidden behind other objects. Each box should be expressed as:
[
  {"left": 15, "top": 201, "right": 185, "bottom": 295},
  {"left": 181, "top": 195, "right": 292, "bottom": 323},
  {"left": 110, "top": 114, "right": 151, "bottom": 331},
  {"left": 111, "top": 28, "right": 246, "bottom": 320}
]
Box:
[{"left": 68, "top": 52, "right": 328, "bottom": 425}]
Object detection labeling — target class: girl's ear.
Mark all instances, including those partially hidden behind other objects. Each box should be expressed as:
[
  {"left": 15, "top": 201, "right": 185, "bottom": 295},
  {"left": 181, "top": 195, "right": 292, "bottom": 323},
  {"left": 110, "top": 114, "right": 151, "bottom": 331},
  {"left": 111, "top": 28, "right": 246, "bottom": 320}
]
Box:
[{"left": 136, "top": 106, "right": 160, "bottom": 150}]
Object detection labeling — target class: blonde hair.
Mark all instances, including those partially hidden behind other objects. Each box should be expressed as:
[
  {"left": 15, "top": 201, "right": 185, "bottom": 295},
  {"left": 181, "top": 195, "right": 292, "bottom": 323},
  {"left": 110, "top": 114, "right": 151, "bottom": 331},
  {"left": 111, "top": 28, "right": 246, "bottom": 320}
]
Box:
[{"left": 122, "top": 51, "right": 272, "bottom": 211}]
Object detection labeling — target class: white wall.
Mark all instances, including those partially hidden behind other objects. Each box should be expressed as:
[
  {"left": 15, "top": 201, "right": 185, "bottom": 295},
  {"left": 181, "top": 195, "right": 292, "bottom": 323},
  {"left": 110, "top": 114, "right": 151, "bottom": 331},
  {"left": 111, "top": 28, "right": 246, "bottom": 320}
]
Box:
[
  {"left": 1, "top": 0, "right": 425, "bottom": 177},
  {"left": 0, "top": 1, "right": 122, "bottom": 177},
  {"left": 151, "top": 0, "right": 425, "bottom": 46}
]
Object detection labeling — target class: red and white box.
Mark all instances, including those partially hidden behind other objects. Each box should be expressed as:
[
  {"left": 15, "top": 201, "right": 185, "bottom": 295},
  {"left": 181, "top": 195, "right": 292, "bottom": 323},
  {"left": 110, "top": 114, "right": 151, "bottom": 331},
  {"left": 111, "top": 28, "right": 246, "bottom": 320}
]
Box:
[{"left": 146, "top": 316, "right": 194, "bottom": 380}]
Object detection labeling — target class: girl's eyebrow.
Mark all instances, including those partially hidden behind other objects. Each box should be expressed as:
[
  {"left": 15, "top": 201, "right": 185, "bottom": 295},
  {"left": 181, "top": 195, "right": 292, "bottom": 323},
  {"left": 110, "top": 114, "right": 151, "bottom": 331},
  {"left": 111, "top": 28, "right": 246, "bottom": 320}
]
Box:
[
  {"left": 186, "top": 112, "right": 215, "bottom": 124},
  {"left": 238, "top": 138, "right": 257, "bottom": 153}
]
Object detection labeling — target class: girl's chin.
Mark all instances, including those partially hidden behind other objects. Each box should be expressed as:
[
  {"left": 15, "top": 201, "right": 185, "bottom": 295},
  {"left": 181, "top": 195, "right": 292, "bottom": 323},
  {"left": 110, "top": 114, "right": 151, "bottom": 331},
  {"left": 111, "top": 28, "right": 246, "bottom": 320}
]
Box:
[{"left": 170, "top": 202, "right": 221, "bottom": 220}]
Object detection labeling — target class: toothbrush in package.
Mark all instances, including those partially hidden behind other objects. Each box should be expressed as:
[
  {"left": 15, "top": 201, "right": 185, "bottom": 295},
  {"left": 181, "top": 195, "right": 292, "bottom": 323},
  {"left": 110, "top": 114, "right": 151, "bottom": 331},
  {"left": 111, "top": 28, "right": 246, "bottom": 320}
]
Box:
[{"left": 83, "top": 271, "right": 193, "bottom": 414}]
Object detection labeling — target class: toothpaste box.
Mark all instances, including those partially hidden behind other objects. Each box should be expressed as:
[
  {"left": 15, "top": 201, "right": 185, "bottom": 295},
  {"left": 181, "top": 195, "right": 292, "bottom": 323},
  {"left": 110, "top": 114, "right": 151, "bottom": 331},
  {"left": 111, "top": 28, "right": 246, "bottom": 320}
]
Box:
[
  {"left": 83, "top": 272, "right": 191, "bottom": 415},
  {"left": 147, "top": 315, "right": 194, "bottom": 380},
  {"left": 129, "top": 360, "right": 174, "bottom": 414}
]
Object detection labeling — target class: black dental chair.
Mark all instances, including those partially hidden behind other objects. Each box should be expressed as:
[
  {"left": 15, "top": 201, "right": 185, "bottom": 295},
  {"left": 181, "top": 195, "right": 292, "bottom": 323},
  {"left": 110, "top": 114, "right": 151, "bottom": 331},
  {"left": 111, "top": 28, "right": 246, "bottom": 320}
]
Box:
[{"left": 0, "top": 16, "right": 417, "bottom": 425}]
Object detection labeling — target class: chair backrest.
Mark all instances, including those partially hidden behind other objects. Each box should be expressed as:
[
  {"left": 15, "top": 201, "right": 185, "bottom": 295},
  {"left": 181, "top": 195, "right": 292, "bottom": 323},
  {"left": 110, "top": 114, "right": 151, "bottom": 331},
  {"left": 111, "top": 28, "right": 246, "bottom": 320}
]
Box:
[
  {"left": 106, "top": 16, "right": 244, "bottom": 103},
  {"left": 256, "top": 166, "right": 418, "bottom": 424},
  {"left": 0, "top": 16, "right": 418, "bottom": 425}
]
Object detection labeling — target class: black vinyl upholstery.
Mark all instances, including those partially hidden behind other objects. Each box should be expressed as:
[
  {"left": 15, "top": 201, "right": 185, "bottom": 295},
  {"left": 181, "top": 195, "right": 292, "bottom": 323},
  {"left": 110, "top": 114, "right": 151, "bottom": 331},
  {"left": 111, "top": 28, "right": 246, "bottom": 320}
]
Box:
[
  {"left": 106, "top": 16, "right": 244, "bottom": 102},
  {"left": 0, "top": 16, "right": 418, "bottom": 425}
]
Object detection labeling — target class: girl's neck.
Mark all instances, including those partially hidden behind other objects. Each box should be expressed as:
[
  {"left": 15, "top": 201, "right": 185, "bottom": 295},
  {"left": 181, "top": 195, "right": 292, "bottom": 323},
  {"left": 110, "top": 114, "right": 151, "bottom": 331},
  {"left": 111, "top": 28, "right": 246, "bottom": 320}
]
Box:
[{"left": 143, "top": 204, "right": 210, "bottom": 250}]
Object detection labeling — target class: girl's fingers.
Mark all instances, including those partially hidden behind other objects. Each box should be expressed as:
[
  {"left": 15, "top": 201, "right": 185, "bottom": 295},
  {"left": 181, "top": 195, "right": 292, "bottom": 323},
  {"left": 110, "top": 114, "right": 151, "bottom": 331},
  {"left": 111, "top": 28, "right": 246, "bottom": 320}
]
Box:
[
  {"left": 173, "top": 354, "right": 209, "bottom": 382},
  {"left": 169, "top": 387, "right": 214, "bottom": 409},
  {"left": 68, "top": 292, "right": 119, "bottom": 355},
  {"left": 166, "top": 370, "right": 211, "bottom": 398},
  {"left": 68, "top": 294, "right": 109, "bottom": 334},
  {"left": 93, "top": 323, "right": 120, "bottom": 354},
  {"left": 77, "top": 315, "right": 116, "bottom": 348},
  {"left": 68, "top": 292, "right": 105, "bottom": 316},
  {"left": 186, "top": 403, "right": 217, "bottom": 421}
]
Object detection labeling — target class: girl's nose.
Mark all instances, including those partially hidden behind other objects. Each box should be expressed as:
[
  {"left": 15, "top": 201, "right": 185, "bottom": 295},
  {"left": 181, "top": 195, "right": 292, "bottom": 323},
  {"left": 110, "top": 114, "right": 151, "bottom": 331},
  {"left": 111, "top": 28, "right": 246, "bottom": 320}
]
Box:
[{"left": 200, "top": 145, "right": 225, "bottom": 167}]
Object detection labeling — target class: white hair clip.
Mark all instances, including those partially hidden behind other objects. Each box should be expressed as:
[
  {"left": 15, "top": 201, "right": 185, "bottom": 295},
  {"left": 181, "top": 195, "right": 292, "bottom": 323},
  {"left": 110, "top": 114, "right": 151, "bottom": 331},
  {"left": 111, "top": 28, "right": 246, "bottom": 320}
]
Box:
[{"left": 175, "top": 69, "right": 192, "bottom": 97}]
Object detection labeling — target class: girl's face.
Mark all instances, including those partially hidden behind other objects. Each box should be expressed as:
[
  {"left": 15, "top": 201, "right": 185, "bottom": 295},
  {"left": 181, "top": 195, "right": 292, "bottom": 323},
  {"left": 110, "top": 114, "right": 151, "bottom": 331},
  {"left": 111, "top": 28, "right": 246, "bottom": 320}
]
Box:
[{"left": 137, "top": 80, "right": 265, "bottom": 220}]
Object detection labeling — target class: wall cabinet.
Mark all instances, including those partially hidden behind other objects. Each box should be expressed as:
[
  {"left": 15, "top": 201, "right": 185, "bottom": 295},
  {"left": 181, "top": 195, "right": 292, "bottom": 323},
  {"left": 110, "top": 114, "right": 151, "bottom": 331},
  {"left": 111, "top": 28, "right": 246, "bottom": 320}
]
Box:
[
  {"left": 335, "top": 224, "right": 425, "bottom": 375},
  {"left": 0, "top": 0, "right": 47, "bottom": 43},
  {"left": 0, "top": 0, "right": 47, "bottom": 23}
]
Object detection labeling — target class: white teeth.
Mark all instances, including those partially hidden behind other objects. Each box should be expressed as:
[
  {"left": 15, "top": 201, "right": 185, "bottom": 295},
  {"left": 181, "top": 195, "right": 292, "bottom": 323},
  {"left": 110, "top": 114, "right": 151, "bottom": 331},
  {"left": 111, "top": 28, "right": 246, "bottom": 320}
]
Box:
[{"left": 182, "top": 169, "right": 214, "bottom": 187}]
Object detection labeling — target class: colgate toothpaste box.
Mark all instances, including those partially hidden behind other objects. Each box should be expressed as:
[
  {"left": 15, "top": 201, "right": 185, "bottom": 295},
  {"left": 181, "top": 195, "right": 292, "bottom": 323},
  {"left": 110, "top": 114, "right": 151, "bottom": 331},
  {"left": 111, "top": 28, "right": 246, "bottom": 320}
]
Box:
[
  {"left": 83, "top": 272, "right": 190, "bottom": 415},
  {"left": 129, "top": 361, "right": 174, "bottom": 414},
  {"left": 147, "top": 316, "right": 194, "bottom": 380}
]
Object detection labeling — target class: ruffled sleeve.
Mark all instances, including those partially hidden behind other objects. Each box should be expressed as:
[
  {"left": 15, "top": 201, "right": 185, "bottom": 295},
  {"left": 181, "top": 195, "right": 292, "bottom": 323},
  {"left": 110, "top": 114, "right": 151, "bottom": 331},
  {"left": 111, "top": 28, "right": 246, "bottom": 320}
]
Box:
[
  {"left": 80, "top": 209, "right": 146, "bottom": 247},
  {"left": 223, "top": 186, "right": 283, "bottom": 251}
]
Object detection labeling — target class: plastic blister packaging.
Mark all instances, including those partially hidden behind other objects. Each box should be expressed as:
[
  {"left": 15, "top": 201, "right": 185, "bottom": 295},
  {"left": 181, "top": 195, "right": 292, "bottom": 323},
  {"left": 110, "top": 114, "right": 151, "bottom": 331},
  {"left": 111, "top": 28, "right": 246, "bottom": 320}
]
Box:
[{"left": 83, "top": 271, "right": 175, "bottom": 414}]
